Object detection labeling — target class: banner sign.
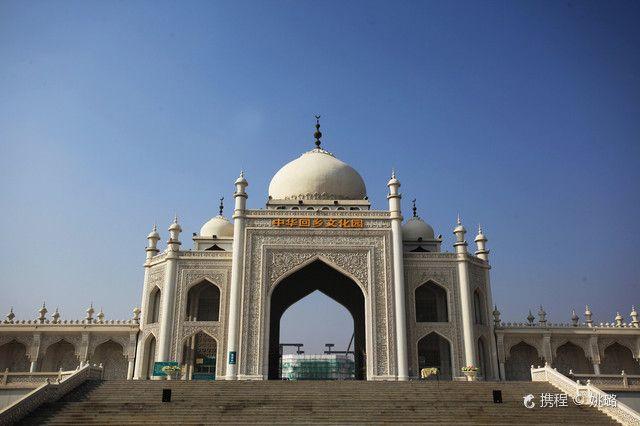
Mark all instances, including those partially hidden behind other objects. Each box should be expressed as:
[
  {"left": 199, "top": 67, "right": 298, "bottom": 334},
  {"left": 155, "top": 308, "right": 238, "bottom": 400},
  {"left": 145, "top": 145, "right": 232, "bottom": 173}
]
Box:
[{"left": 272, "top": 218, "right": 363, "bottom": 228}]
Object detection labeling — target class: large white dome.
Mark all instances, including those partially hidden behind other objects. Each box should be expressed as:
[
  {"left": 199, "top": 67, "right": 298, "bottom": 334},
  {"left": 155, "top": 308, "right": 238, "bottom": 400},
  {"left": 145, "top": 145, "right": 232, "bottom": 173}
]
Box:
[
  {"left": 402, "top": 217, "right": 435, "bottom": 241},
  {"left": 199, "top": 216, "right": 234, "bottom": 238},
  {"left": 268, "top": 148, "right": 367, "bottom": 200}
]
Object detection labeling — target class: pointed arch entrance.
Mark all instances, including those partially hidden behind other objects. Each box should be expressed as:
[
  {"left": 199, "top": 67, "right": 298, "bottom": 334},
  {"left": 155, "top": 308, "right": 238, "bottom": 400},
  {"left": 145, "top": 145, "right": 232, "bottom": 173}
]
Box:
[{"left": 267, "top": 259, "right": 366, "bottom": 380}]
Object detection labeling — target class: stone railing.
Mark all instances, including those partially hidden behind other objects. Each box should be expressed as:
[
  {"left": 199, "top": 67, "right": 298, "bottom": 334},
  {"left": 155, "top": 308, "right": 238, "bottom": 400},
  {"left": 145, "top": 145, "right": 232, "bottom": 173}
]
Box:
[
  {"left": 532, "top": 363, "right": 640, "bottom": 425},
  {"left": 1, "top": 369, "right": 76, "bottom": 387},
  {"left": 569, "top": 371, "right": 640, "bottom": 389},
  {"left": 0, "top": 364, "right": 103, "bottom": 424}
]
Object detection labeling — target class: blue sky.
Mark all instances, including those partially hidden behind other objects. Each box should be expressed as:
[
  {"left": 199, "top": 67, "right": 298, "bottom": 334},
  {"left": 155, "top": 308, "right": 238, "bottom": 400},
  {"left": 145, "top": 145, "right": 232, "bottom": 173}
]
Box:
[{"left": 1, "top": 0, "right": 639, "bottom": 354}]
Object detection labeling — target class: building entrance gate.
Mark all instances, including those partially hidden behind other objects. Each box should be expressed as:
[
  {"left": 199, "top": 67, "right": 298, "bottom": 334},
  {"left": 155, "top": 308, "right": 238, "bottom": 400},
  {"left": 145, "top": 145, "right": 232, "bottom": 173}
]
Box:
[{"left": 268, "top": 260, "right": 366, "bottom": 380}]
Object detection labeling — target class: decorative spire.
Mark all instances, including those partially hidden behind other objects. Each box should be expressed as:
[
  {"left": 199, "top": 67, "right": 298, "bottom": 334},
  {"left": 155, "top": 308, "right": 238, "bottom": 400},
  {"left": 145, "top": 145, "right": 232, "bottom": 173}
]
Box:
[
  {"left": 412, "top": 199, "right": 417, "bottom": 218},
  {"left": 173, "top": 214, "right": 178, "bottom": 224},
  {"left": 52, "top": 307, "right": 60, "bottom": 324},
  {"left": 86, "top": 302, "right": 95, "bottom": 323},
  {"left": 391, "top": 168, "right": 396, "bottom": 179},
  {"left": 38, "top": 302, "right": 47, "bottom": 324},
  {"left": 538, "top": 305, "right": 547, "bottom": 325},
  {"left": 527, "top": 310, "right": 535, "bottom": 325},
  {"left": 571, "top": 309, "right": 579, "bottom": 327},
  {"left": 615, "top": 312, "right": 623, "bottom": 327},
  {"left": 492, "top": 305, "right": 501, "bottom": 326},
  {"left": 478, "top": 224, "right": 483, "bottom": 235},
  {"left": 6, "top": 307, "right": 15, "bottom": 324},
  {"left": 585, "top": 305, "right": 593, "bottom": 327},
  {"left": 631, "top": 306, "right": 639, "bottom": 328},
  {"left": 457, "top": 214, "right": 461, "bottom": 226},
  {"left": 314, "top": 115, "right": 322, "bottom": 148},
  {"left": 218, "top": 197, "right": 224, "bottom": 216},
  {"left": 133, "top": 306, "right": 141, "bottom": 324},
  {"left": 97, "top": 308, "right": 105, "bottom": 323},
  {"left": 153, "top": 223, "right": 157, "bottom": 232}
]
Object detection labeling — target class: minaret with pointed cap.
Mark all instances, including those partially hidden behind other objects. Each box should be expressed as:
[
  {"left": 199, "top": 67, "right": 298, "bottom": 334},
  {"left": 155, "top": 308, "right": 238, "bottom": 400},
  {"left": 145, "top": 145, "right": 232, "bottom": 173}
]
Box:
[
  {"left": 156, "top": 215, "right": 182, "bottom": 363},
  {"left": 453, "top": 215, "right": 478, "bottom": 371},
  {"left": 226, "top": 170, "right": 249, "bottom": 380},
  {"left": 387, "top": 169, "right": 408, "bottom": 380}
]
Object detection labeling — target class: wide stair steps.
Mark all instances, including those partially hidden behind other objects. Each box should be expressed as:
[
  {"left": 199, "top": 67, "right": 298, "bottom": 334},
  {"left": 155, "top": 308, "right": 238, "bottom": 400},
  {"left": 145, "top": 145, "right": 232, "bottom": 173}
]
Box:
[{"left": 20, "top": 380, "right": 617, "bottom": 425}]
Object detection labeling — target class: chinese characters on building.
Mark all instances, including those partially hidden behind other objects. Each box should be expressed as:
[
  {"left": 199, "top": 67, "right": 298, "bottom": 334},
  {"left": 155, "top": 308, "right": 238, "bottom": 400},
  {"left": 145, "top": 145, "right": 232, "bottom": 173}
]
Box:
[{"left": 271, "top": 218, "right": 364, "bottom": 228}]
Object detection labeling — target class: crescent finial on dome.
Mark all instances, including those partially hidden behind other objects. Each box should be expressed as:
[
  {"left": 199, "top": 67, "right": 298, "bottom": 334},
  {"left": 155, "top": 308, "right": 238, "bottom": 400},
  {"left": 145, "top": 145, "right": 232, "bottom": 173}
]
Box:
[
  {"left": 314, "top": 115, "right": 322, "bottom": 148},
  {"left": 412, "top": 199, "right": 417, "bottom": 218},
  {"left": 219, "top": 197, "right": 224, "bottom": 216}
]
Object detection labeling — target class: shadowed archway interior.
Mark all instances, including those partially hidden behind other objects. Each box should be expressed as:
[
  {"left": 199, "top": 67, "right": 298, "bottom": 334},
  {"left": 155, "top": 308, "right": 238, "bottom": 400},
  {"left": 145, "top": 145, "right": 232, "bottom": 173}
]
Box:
[{"left": 268, "top": 260, "right": 366, "bottom": 380}]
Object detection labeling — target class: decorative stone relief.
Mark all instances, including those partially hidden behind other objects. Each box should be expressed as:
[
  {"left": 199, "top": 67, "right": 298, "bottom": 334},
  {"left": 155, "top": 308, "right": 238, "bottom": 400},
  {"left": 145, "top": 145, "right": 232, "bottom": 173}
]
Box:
[
  {"left": 404, "top": 264, "right": 464, "bottom": 375},
  {"left": 169, "top": 262, "right": 230, "bottom": 364},
  {"left": 238, "top": 227, "right": 395, "bottom": 379}
]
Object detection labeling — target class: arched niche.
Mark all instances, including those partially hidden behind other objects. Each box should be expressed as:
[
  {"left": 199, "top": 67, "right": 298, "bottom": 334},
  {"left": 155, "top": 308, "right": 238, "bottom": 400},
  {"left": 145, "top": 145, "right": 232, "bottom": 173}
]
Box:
[
  {"left": 40, "top": 340, "right": 78, "bottom": 372},
  {"left": 417, "top": 332, "right": 452, "bottom": 380},
  {"left": 147, "top": 286, "right": 161, "bottom": 324},
  {"left": 186, "top": 281, "right": 220, "bottom": 321},
  {"left": 505, "top": 342, "right": 544, "bottom": 381},
  {"left": 182, "top": 332, "right": 218, "bottom": 380},
  {"left": 0, "top": 340, "right": 29, "bottom": 372},
  {"left": 473, "top": 289, "right": 486, "bottom": 325},
  {"left": 477, "top": 336, "right": 489, "bottom": 379},
  {"left": 415, "top": 281, "right": 448, "bottom": 323},
  {"left": 600, "top": 342, "right": 640, "bottom": 375},
  {"left": 141, "top": 334, "right": 156, "bottom": 379},
  {"left": 554, "top": 342, "right": 593, "bottom": 375},
  {"left": 92, "top": 340, "right": 127, "bottom": 380}
]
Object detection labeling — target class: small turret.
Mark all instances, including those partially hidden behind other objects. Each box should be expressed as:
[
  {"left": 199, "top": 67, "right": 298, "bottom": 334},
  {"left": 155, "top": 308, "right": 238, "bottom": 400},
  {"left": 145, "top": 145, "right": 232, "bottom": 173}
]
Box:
[
  {"left": 453, "top": 215, "right": 468, "bottom": 254},
  {"left": 38, "top": 302, "right": 47, "bottom": 324},
  {"left": 52, "top": 307, "right": 60, "bottom": 324},
  {"left": 146, "top": 224, "right": 160, "bottom": 260},
  {"left": 474, "top": 225, "right": 489, "bottom": 262},
  {"left": 168, "top": 216, "right": 182, "bottom": 251},
  {"left": 631, "top": 306, "right": 639, "bottom": 328},
  {"left": 97, "top": 308, "right": 105, "bottom": 324},
  {"left": 86, "top": 303, "right": 95, "bottom": 324},
  {"left": 132, "top": 307, "right": 141, "bottom": 324},
  {"left": 538, "top": 305, "right": 547, "bottom": 325},
  {"left": 492, "top": 305, "right": 501, "bottom": 326},
  {"left": 585, "top": 305, "right": 593, "bottom": 327},
  {"left": 614, "top": 312, "right": 623, "bottom": 327}
]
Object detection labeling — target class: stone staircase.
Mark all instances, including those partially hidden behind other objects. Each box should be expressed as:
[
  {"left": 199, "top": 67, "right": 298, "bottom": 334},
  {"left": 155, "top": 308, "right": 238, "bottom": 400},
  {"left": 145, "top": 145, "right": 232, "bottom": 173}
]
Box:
[{"left": 19, "top": 380, "right": 617, "bottom": 425}]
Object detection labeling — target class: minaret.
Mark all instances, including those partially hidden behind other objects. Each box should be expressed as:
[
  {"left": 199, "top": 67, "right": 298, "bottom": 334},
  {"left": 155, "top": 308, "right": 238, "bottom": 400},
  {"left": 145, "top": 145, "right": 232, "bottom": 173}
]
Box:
[
  {"left": 387, "top": 170, "right": 409, "bottom": 381},
  {"left": 454, "top": 216, "right": 477, "bottom": 370},
  {"left": 134, "top": 224, "right": 161, "bottom": 379},
  {"left": 157, "top": 216, "right": 181, "bottom": 363},
  {"left": 226, "top": 171, "right": 248, "bottom": 379}
]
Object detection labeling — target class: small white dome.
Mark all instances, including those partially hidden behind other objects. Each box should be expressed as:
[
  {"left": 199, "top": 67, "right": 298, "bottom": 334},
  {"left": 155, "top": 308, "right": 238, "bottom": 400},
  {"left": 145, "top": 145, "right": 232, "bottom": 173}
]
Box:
[
  {"left": 268, "top": 148, "right": 366, "bottom": 200},
  {"left": 402, "top": 217, "right": 435, "bottom": 241},
  {"left": 200, "top": 216, "right": 234, "bottom": 238}
]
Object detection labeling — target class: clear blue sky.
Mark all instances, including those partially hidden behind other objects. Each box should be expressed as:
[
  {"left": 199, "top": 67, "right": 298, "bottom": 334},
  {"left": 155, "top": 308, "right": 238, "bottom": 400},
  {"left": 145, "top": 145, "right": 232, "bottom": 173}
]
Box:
[{"left": 1, "top": 0, "right": 639, "bottom": 354}]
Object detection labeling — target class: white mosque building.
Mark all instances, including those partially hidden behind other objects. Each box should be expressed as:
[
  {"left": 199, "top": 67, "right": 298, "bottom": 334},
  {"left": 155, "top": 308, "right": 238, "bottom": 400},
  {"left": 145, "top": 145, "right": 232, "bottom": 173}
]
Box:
[{"left": 1, "top": 120, "right": 639, "bottom": 382}]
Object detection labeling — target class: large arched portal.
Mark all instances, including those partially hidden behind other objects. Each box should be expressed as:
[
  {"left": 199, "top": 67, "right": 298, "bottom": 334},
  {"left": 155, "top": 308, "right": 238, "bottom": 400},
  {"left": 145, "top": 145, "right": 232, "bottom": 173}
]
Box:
[{"left": 268, "top": 260, "right": 366, "bottom": 380}]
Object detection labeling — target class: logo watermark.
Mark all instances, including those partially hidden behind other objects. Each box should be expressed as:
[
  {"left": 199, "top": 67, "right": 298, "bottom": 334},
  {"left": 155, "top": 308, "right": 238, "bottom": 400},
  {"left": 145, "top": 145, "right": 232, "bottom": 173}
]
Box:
[{"left": 522, "top": 392, "right": 617, "bottom": 409}]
